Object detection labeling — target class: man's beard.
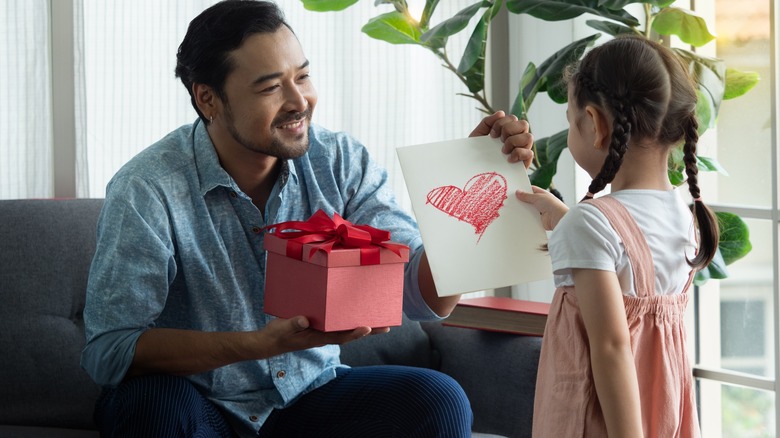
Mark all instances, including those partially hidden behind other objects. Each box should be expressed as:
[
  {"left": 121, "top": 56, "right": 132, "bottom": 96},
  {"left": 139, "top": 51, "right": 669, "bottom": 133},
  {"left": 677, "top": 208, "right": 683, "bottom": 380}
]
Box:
[{"left": 224, "top": 105, "right": 312, "bottom": 160}]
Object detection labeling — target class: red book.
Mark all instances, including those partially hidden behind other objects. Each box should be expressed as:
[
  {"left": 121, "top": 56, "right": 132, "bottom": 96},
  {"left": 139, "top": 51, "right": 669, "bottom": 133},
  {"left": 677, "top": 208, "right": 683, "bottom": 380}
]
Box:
[{"left": 443, "top": 296, "right": 550, "bottom": 336}]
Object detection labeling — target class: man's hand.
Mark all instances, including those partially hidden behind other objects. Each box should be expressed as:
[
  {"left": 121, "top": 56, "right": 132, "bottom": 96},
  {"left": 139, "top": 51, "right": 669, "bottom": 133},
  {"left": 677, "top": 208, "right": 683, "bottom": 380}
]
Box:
[
  {"left": 128, "top": 319, "right": 390, "bottom": 378},
  {"left": 516, "top": 186, "right": 569, "bottom": 231},
  {"left": 263, "top": 316, "right": 389, "bottom": 356},
  {"left": 470, "top": 110, "right": 534, "bottom": 168}
]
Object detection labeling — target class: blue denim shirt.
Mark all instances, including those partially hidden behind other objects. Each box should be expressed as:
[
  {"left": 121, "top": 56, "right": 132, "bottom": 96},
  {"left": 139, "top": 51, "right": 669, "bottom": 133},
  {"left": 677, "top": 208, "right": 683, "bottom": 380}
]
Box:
[{"left": 80, "top": 119, "right": 439, "bottom": 436}]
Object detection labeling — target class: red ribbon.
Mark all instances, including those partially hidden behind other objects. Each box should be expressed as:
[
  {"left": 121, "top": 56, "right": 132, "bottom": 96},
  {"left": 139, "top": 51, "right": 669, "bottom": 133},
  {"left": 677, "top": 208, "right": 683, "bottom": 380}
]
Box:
[{"left": 264, "top": 210, "right": 408, "bottom": 265}]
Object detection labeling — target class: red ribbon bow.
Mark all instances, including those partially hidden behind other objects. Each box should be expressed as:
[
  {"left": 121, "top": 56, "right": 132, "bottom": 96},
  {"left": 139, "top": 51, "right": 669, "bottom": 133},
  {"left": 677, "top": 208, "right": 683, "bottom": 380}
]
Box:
[{"left": 264, "top": 210, "right": 407, "bottom": 265}]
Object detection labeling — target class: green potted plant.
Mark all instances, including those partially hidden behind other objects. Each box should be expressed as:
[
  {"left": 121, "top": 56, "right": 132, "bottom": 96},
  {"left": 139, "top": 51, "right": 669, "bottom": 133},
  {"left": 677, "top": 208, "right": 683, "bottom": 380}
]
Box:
[{"left": 300, "top": 0, "right": 756, "bottom": 284}]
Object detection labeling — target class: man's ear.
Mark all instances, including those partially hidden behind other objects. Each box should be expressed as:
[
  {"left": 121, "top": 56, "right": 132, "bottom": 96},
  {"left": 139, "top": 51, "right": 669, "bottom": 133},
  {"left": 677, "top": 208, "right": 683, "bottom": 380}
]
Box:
[
  {"left": 193, "top": 83, "right": 218, "bottom": 120},
  {"left": 585, "top": 105, "right": 611, "bottom": 150}
]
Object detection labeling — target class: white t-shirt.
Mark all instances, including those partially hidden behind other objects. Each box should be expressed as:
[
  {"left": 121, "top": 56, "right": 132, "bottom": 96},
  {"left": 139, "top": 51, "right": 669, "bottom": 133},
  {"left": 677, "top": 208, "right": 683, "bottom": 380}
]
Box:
[{"left": 549, "top": 189, "right": 697, "bottom": 297}]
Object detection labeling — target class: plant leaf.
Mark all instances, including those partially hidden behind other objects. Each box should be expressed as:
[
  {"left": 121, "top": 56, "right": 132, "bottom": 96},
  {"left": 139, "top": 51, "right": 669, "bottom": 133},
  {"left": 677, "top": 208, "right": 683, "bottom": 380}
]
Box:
[
  {"left": 674, "top": 48, "right": 726, "bottom": 124},
  {"left": 458, "top": 16, "right": 488, "bottom": 92},
  {"left": 667, "top": 144, "right": 685, "bottom": 185},
  {"left": 506, "top": 0, "right": 640, "bottom": 27},
  {"left": 694, "top": 213, "right": 752, "bottom": 285},
  {"left": 695, "top": 89, "right": 715, "bottom": 134},
  {"left": 510, "top": 62, "right": 537, "bottom": 119},
  {"left": 697, "top": 155, "right": 729, "bottom": 176},
  {"left": 652, "top": 7, "right": 716, "bottom": 47},
  {"left": 598, "top": 0, "right": 674, "bottom": 8},
  {"left": 421, "top": 1, "right": 486, "bottom": 50},
  {"left": 362, "top": 11, "right": 422, "bottom": 45},
  {"left": 668, "top": 148, "right": 728, "bottom": 185},
  {"left": 300, "top": 0, "right": 360, "bottom": 12},
  {"left": 694, "top": 247, "right": 728, "bottom": 285},
  {"left": 723, "top": 68, "right": 760, "bottom": 100},
  {"left": 716, "top": 211, "right": 752, "bottom": 265},
  {"left": 457, "top": 2, "right": 502, "bottom": 92},
  {"left": 420, "top": 0, "right": 441, "bottom": 29},
  {"left": 529, "top": 129, "right": 569, "bottom": 188},
  {"left": 585, "top": 19, "right": 641, "bottom": 37},
  {"left": 668, "top": 168, "right": 685, "bottom": 186}
]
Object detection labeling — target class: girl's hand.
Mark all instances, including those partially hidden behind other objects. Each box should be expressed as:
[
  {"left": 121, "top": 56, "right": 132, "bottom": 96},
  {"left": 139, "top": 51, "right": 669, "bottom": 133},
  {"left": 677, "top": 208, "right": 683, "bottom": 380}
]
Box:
[
  {"left": 470, "top": 111, "right": 534, "bottom": 169},
  {"left": 516, "top": 186, "right": 569, "bottom": 230}
]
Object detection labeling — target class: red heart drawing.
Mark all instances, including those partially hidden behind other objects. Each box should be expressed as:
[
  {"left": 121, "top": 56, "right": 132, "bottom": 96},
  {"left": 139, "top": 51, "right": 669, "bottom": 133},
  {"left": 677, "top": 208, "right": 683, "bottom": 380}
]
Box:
[{"left": 426, "top": 172, "right": 507, "bottom": 240}]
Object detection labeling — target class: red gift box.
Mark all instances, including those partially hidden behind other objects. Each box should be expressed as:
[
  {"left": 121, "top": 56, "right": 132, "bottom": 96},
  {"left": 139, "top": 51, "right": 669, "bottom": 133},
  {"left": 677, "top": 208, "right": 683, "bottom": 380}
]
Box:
[{"left": 263, "top": 210, "right": 410, "bottom": 332}]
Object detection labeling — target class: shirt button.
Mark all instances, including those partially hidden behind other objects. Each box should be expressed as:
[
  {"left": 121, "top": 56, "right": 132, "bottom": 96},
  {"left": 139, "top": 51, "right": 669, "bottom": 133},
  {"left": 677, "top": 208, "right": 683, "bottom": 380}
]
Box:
[
  {"left": 252, "top": 226, "right": 262, "bottom": 234},
  {"left": 249, "top": 415, "right": 259, "bottom": 422},
  {"left": 276, "top": 370, "right": 286, "bottom": 378},
  {"left": 230, "top": 191, "right": 237, "bottom": 198}
]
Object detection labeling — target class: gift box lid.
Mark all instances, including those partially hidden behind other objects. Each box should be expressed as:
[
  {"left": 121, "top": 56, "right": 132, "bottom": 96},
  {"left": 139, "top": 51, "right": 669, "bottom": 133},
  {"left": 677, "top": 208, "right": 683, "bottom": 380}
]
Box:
[
  {"left": 262, "top": 210, "right": 410, "bottom": 268},
  {"left": 264, "top": 233, "right": 409, "bottom": 267}
]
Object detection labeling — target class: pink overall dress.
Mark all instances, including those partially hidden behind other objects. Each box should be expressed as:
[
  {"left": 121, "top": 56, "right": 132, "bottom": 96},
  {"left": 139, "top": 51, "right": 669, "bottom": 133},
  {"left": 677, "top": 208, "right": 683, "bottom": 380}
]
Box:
[{"left": 532, "top": 196, "right": 700, "bottom": 437}]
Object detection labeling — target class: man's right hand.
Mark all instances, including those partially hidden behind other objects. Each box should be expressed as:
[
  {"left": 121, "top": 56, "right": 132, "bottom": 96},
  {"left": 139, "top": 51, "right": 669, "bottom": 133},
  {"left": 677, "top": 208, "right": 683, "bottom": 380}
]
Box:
[
  {"left": 128, "top": 318, "right": 389, "bottom": 379},
  {"left": 263, "top": 316, "right": 389, "bottom": 356}
]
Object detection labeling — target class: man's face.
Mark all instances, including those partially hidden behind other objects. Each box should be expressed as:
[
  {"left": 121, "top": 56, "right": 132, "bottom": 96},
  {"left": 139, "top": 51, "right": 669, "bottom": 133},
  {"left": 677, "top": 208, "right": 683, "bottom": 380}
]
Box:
[{"left": 217, "top": 26, "right": 317, "bottom": 159}]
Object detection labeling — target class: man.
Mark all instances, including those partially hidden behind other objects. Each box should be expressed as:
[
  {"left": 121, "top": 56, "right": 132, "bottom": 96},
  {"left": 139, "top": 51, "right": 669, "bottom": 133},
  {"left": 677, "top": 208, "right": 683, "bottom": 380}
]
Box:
[{"left": 81, "top": 1, "right": 534, "bottom": 437}]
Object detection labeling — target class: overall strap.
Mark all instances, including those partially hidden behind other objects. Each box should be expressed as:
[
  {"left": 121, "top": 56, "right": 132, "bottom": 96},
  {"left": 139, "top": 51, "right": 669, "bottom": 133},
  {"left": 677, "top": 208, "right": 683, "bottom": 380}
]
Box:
[{"left": 585, "top": 196, "right": 656, "bottom": 297}]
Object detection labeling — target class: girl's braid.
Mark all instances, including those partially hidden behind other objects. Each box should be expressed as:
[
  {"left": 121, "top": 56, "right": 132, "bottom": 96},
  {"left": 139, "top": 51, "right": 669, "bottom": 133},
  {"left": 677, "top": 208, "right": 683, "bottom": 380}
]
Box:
[
  {"left": 682, "top": 114, "right": 701, "bottom": 200},
  {"left": 577, "top": 72, "right": 632, "bottom": 199}
]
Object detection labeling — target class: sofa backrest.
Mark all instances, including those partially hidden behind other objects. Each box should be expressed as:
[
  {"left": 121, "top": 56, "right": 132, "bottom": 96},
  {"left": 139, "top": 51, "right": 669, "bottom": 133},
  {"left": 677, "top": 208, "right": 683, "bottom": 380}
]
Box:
[
  {"left": 0, "top": 198, "right": 104, "bottom": 429},
  {"left": 0, "top": 198, "right": 439, "bottom": 430}
]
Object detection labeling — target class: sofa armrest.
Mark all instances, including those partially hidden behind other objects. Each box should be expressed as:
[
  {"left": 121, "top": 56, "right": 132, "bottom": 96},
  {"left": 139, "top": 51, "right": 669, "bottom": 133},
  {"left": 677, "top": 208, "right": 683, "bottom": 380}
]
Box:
[{"left": 422, "top": 322, "right": 541, "bottom": 438}]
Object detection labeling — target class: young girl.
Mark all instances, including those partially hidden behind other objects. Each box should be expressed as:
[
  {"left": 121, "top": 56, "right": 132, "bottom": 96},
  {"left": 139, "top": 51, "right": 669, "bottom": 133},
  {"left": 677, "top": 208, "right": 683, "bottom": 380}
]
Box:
[{"left": 517, "top": 34, "right": 719, "bottom": 437}]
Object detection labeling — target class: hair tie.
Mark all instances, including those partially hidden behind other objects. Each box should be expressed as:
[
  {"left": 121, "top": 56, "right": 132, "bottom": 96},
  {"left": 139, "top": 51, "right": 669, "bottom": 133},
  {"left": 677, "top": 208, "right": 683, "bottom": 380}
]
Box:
[
  {"left": 693, "top": 197, "right": 702, "bottom": 202},
  {"left": 585, "top": 192, "right": 595, "bottom": 199}
]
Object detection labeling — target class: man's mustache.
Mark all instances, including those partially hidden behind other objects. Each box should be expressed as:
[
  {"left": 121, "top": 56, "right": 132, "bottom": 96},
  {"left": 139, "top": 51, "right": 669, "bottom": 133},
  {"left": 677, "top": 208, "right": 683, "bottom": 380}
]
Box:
[{"left": 273, "top": 108, "right": 312, "bottom": 126}]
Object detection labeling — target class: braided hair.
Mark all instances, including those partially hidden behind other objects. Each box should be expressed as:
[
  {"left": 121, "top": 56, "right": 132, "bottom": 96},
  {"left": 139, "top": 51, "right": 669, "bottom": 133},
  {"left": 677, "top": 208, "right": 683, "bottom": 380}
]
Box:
[{"left": 568, "top": 35, "right": 719, "bottom": 269}]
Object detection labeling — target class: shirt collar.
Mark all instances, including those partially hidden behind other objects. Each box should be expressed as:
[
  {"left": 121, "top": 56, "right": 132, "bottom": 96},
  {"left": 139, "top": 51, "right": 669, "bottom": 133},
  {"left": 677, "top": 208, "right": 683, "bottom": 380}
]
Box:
[
  {"left": 192, "top": 118, "right": 300, "bottom": 196},
  {"left": 193, "top": 119, "right": 235, "bottom": 196}
]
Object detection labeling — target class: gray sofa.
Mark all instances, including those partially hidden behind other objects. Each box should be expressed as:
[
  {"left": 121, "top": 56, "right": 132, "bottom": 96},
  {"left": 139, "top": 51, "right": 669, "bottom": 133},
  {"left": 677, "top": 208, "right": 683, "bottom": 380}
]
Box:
[{"left": 0, "top": 198, "right": 542, "bottom": 438}]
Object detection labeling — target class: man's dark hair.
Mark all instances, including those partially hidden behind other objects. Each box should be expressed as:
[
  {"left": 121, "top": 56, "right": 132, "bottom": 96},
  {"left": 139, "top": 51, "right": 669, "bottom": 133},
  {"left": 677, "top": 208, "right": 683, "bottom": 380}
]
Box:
[{"left": 175, "top": 0, "right": 291, "bottom": 123}]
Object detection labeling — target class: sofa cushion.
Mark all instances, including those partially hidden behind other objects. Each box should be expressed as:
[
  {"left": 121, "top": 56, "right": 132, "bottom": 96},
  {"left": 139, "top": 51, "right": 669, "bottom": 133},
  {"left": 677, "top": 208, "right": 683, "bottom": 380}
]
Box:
[
  {"left": 423, "top": 322, "right": 542, "bottom": 438},
  {"left": 0, "top": 199, "right": 103, "bottom": 429},
  {"left": 339, "top": 313, "right": 440, "bottom": 370}
]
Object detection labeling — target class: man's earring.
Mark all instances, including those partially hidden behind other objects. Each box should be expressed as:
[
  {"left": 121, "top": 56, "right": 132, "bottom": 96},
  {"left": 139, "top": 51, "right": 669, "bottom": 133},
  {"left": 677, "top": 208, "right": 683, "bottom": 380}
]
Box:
[{"left": 209, "top": 115, "right": 214, "bottom": 124}]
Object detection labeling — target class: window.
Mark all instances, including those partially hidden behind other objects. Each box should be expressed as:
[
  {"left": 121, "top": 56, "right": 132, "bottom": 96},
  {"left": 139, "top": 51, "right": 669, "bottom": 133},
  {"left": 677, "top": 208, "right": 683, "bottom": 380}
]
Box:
[
  {"left": 1, "top": 0, "right": 482, "bottom": 206},
  {"left": 0, "top": 1, "right": 52, "bottom": 198},
  {"left": 693, "top": 1, "right": 777, "bottom": 436},
  {"left": 77, "top": 0, "right": 482, "bottom": 207}
]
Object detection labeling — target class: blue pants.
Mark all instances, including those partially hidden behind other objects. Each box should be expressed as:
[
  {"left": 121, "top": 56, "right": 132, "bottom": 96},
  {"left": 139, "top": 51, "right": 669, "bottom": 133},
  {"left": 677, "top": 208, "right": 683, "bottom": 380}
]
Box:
[{"left": 94, "top": 366, "right": 473, "bottom": 437}]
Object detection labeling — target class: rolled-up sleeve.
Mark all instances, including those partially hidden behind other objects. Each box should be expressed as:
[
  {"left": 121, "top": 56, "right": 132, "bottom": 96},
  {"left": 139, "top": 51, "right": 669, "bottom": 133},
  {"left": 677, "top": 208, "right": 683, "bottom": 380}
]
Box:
[{"left": 81, "top": 176, "right": 175, "bottom": 387}]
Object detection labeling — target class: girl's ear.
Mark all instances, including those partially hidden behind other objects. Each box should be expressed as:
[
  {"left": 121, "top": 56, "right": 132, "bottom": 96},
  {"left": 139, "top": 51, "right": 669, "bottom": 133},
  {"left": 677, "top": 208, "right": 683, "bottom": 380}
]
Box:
[{"left": 585, "top": 105, "right": 611, "bottom": 150}]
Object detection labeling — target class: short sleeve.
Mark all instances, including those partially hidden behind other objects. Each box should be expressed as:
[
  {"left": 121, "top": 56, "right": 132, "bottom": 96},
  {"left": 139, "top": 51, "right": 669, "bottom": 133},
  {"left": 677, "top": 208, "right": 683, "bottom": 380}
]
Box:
[{"left": 548, "top": 202, "right": 622, "bottom": 277}]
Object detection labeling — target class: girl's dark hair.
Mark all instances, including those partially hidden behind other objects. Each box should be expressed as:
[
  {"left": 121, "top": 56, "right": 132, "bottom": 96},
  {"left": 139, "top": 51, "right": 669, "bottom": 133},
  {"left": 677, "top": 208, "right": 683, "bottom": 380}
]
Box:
[
  {"left": 174, "top": 0, "right": 292, "bottom": 123},
  {"left": 568, "top": 34, "right": 718, "bottom": 270}
]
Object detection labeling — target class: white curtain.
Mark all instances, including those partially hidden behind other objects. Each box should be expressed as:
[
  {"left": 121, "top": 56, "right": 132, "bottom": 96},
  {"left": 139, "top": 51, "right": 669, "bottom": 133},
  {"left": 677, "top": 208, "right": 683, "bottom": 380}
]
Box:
[
  {"left": 0, "top": 1, "right": 53, "bottom": 199},
  {"left": 70, "top": 0, "right": 482, "bottom": 209}
]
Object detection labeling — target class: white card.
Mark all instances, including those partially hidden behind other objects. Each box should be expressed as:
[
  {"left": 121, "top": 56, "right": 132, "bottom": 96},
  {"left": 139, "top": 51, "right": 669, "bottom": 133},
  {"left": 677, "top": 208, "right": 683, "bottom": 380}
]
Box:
[{"left": 396, "top": 136, "right": 553, "bottom": 296}]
